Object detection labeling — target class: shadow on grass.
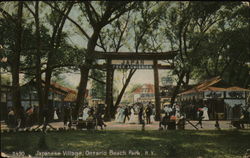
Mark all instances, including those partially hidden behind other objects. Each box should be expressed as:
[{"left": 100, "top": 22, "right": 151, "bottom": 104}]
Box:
[{"left": 1, "top": 130, "right": 250, "bottom": 158}]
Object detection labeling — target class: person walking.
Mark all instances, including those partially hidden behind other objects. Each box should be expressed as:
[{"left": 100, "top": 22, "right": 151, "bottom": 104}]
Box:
[{"left": 195, "top": 108, "right": 204, "bottom": 128}]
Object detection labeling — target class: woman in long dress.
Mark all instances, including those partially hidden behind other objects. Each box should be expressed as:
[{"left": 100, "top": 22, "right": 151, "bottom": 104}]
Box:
[
  {"left": 202, "top": 106, "right": 209, "bottom": 120},
  {"left": 150, "top": 107, "right": 155, "bottom": 123},
  {"left": 128, "top": 107, "right": 137, "bottom": 124},
  {"left": 115, "top": 107, "right": 121, "bottom": 122},
  {"left": 118, "top": 107, "right": 125, "bottom": 123},
  {"left": 82, "top": 107, "right": 90, "bottom": 120},
  {"left": 53, "top": 108, "right": 59, "bottom": 120}
]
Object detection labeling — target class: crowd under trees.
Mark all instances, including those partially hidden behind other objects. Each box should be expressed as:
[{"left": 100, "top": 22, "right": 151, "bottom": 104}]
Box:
[{"left": 0, "top": 1, "right": 249, "bottom": 121}]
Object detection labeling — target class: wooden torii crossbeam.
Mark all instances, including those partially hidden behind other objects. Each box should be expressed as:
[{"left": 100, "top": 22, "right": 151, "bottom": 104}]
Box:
[{"left": 92, "top": 50, "right": 177, "bottom": 60}]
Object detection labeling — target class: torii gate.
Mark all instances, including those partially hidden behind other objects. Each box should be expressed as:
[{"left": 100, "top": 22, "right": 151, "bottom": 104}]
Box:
[{"left": 92, "top": 51, "right": 177, "bottom": 121}]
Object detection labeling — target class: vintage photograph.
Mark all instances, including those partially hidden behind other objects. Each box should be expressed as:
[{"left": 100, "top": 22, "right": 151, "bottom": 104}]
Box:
[{"left": 0, "top": 1, "right": 250, "bottom": 158}]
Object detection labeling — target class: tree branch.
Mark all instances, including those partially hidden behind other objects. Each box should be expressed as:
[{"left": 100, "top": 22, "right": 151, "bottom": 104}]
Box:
[
  {"left": 83, "top": 1, "right": 97, "bottom": 27},
  {"left": 89, "top": 75, "right": 105, "bottom": 84},
  {"left": 23, "top": 2, "right": 35, "bottom": 17},
  {"left": 88, "top": 2, "right": 100, "bottom": 22},
  {"left": 0, "top": 8, "right": 16, "bottom": 23},
  {"left": 44, "top": 1, "right": 90, "bottom": 40}
]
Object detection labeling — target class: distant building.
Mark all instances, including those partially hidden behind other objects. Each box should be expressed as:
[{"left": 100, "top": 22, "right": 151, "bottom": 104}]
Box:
[
  {"left": 0, "top": 81, "right": 89, "bottom": 120},
  {"left": 131, "top": 84, "right": 155, "bottom": 104},
  {"left": 178, "top": 76, "right": 250, "bottom": 120},
  {"left": 160, "top": 85, "right": 174, "bottom": 105}
]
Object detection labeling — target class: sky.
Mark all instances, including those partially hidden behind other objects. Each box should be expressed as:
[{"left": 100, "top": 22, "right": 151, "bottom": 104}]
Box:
[{"left": 64, "top": 69, "right": 175, "bottom": 91}]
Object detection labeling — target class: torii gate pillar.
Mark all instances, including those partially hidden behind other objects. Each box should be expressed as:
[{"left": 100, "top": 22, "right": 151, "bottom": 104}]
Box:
[
  {"left": 153, "top": 60, "right": 161, "bottom": 121},
  {"left": 104, "top": 59, "right": 112, "bottom": 121}
]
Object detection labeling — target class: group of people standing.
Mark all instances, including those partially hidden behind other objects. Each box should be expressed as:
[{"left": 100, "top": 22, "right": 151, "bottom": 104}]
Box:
[
  {"left": 7, "top": 106, "right": 39, "bottom": 129},
  {"left": 79, "top": 104, "right": 107, "bottom": 129},
  {"left": 115, "top": 102, "right": 155, "bottom": 124}
]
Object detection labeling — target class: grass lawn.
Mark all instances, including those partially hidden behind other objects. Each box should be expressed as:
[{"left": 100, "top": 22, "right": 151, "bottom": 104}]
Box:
[{"left": 1, "top": 130, "right": 250, "bottom": 158}]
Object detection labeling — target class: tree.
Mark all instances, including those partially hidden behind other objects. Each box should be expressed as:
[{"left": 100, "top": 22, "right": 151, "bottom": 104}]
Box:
[
  {"left": 96, "top": 9, "right": 133, "bottom": 119},
  {"left": 43, "top": 2, "right": 73, "bottom": 112},
  {"left": 46, "top": 2, "right": 139, "bottom": 120},
  {"left": 23, "top": 1, "right": 45, "bottom": 122},
  {"left": 0, "top": 2, "right": 24, "bottom": 118},
  {"left": 158, "top": 2, "right": 239, "bottom": 104},
  {"left": 90, "top": 69, "right": 105, "bottom": 100},
  {"left": 190, "top": 2, "right": 250, "bottom": 88}
]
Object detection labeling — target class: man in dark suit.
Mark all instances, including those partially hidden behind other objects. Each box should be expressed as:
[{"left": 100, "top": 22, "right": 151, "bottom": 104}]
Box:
[
  {"left": 145, "top": 104, "right": 152, "bottom": 124},
  {"left": 123, "top": 106, "right": 130, "bottom": 123},
  {"left": 138, "top": 105, "right": 144, "bottom": 124}
]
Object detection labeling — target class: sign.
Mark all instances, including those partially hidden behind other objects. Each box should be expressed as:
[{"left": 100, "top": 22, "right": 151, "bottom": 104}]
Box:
[
  {"left": 204, "top": 91, "right": 224, "bottom": 99},
  {"left": 226, "top": 91, "right": 245, "bottom": 99},
  {"left": 111, "top": 60, "right": 153, "bottom": 69}
]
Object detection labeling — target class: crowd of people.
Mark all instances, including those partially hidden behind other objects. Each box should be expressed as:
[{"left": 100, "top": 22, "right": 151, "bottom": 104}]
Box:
[
  {"left": 79, "top": 104, "right": 107, "bottom": 129},
  {"left": 4, "top": 101, "right": 250, "bottom": 130},
  {"left": 115, "top": 102, "right": 155, "bottom": 124},
  {"left": 6, "top": 106, "right": 40, "bottom": 129}
]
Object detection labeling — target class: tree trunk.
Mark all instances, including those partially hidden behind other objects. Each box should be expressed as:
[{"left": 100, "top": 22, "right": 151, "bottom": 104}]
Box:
[
  {"left": 11, "top": 2, "right": 23, "bottom": 118},
  {"left": 114, "top": 69, "right": 136, "bottom": 110},
  {"left": 75, "top": 27, "right": 101, "bottom": 118},
  {"left": 75, "top": 66, "right": 90, "bottom": 116},
  {"left": 43, "top": 68, "right": 53, "bottom": 110},
  {"left": 43, "top": 4, "right": 73, "bottom": 110},
  {"left": 170, "top": 71, "right": 185, "bottom": 106},
  {"left": 34, "top": 1, "right": 44, "bottom": 123}
]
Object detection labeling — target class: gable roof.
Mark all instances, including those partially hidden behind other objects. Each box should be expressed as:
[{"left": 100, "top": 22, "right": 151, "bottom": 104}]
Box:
[
  {"left": 225, "top": 86, "right": 250, "bottom": 91},
  {"left": 132, "top": 84, "right": 155, "bottom": 94},
  {"left": 23, "top": 80, "right": 88, "bottom": 102},
  {"left": 179, "top": 76, "right": 222, "bottom": 95},
  {"left": 179, "top": 76, "right": 250, "bottom": 95}
]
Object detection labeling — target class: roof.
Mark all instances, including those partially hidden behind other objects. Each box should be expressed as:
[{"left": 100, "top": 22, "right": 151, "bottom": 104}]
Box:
[
  {"left": 225, "top": 86, "right": 250, "bottom": 91},
  {"left": 63, "top": 90, "right": 89, "bottom": 102},
  {"left": 179, "top": 76, "right": 222, "bottom": 95},
  {"left": 200, "top": 86, "right": 226, "bottom": 92},
  {"left": 132, "top": 84, "right": 155, "bottom": 94},
  {"left": 179, "top": 76, "right": 250, "bottom": 96},
  {"left": 195, "top": 76, "right": 221, "bottom": 90},
  {"left": 44, "top": 81, "right": 77, "bottom": 94},
  {"left": 64, "top": 93, "right": 77, "bottom": 102},
  {"left": 40, "top": 80, "right": 88, "bottom": 102}
]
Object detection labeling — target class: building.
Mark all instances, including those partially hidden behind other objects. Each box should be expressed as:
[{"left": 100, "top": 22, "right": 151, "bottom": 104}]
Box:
[
  {"left": 178, "top": 76, "right": 250, "bottom": 120},
  {"left": 131, "top": 84, "right": 155, "bottom": 104},
  {"left": 160, "top": 85, "right": 175, "bottom": 106},
  {"left": 0, "top": 80, "right": 89, "bottom": 120}
]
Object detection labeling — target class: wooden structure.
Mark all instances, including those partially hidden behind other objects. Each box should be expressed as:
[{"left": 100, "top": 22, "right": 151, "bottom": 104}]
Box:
[
  {"left": 178, "top": 77, "right": 250, "bottom": 120},
  {"left": 93, "top": 51, "right": 177, "bottom": 121}
]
